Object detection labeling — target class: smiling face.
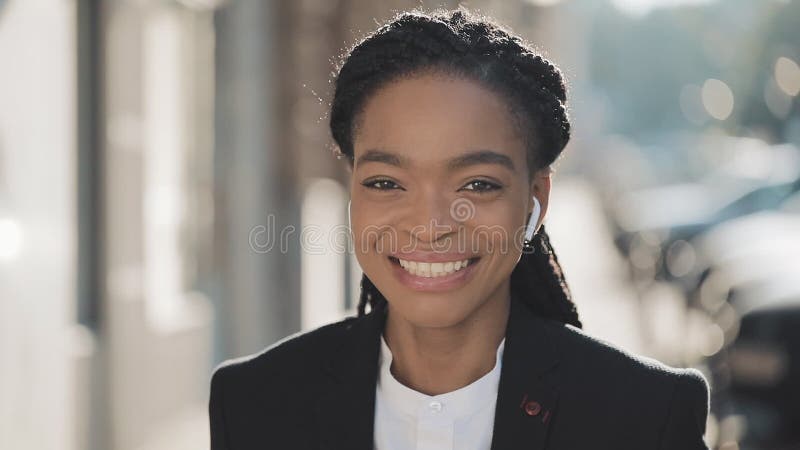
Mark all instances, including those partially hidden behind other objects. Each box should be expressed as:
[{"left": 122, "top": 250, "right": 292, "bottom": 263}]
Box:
[{"left": 349, "top": 72, "right": 551, "bottom": 328}]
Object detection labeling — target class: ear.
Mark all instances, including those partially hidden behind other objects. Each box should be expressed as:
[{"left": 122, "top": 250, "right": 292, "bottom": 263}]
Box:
[{"left": 529, "top": 166, "right": 553, "bottom": 231}]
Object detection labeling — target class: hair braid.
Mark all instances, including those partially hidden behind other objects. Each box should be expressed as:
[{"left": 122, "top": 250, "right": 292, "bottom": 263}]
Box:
[
  {"left": 331, "top": 6, "right": 581, "bottom": 328},
  {"left": 515, "top": 223, "right": 582, "bottom": 328},
  {"left": 356, "top": 273, "right": 387, "bottom": 318}
]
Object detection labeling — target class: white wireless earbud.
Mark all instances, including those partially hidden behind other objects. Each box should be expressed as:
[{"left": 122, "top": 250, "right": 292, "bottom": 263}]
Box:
[
  {"left": 524, "top": 196, "right": 542, "bottom": 242},
  {"left": 347, "top": 199, "right": 352, "bottom": 229}
]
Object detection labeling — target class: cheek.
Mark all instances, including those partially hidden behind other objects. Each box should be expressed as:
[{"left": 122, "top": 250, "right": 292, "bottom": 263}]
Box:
[
  {"left": 468, "top": 203, "right": 526, "bottom": 254},
  {"left": 350, "top": 199, "right": 395, "bottom": 261}
]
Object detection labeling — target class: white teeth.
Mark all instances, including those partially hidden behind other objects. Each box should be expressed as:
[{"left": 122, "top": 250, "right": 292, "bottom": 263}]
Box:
[{"left": 395, "top": 257, "right": 474, "bottom": 278}]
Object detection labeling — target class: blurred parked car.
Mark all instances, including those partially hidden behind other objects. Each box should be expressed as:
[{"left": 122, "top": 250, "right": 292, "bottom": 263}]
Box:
[
  {"left": 678, "top": 208, "right": 800, "bottom": 306},
  {"left": 709, "top": 282, "right": 800, "bottom": 450},
  {"left": 610, "top": 176, "right": 800, "bottom": 287}
]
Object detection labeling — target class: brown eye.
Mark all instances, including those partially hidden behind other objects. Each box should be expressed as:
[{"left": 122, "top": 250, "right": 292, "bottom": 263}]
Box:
[
  {"left": 461, "top": 179, "right": 501, "bottom": 193},
  {"left": 362, "top": 179, "right": 402, "bottom": 191}
]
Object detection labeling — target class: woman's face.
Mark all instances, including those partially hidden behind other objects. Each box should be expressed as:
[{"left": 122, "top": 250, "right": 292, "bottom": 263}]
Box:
[{"left": 349, "top": 73, "right": 550, "bottom": 328}]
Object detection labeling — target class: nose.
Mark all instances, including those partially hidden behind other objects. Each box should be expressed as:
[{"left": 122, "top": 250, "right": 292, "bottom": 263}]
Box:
[{"left": 402, "top": 189, "right": 463, "bottom": 246}]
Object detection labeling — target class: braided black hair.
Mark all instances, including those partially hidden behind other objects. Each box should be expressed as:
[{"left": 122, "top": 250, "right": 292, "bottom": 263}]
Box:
[{"left": 329, "top": 6, "right": 582, "bottom": 329}]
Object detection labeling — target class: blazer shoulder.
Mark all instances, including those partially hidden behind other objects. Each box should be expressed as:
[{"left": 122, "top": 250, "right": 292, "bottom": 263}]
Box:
[
  {"left": 540, "top": 319, "right": 710, "bottom": 448},
  {"left": 211, "top": 313, "right": 359, "bottom": 383},
  {"left": 546, "top": 318, "right": 709, "bottom": 387}
]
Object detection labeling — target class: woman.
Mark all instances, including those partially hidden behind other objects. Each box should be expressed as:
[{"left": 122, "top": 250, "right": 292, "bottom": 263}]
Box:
[{"left": 209, "top": 7, "right": 710, "bottom": 450}]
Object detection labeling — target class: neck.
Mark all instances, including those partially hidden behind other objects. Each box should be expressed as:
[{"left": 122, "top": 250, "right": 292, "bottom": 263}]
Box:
[{"left": 382, "top": 285, "right": 511, "bottom": 396}]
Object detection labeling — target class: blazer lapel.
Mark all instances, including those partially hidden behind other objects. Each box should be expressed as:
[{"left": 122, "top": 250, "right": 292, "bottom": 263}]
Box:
[
  {"left": 490, "top": 293, "right": 561, "bottom": 450},
  {"left": 314, "top": 302, "right": 387, "bottom": 450},
  {"left": 313, "top": 293, "right": 561, "bottom": 450}
]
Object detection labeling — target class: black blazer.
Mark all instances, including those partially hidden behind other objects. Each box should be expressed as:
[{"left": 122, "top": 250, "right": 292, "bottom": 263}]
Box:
[{"left": 209, "top": 293, "right": 710, "bottom": 449}]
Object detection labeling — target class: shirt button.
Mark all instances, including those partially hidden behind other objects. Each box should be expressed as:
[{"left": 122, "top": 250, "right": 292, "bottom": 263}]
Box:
[{"left": 428, "top": 401, "right": 443, "bottom": 413}]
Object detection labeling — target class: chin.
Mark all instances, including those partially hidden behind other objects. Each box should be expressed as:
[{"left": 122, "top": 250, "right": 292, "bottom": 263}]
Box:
[{"left": 384, "top": 291, "right": 487, "bottom": 329}]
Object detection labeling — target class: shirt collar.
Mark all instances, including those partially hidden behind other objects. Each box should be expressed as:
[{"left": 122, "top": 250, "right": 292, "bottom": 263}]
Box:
[{"left": 377, "top": 333, "right": 505, "bottom": 420}]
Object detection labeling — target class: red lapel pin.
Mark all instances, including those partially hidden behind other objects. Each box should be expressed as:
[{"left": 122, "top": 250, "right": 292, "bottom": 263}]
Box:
[{"left": 520, "top": 393, "right": 550, "bottom": 423}]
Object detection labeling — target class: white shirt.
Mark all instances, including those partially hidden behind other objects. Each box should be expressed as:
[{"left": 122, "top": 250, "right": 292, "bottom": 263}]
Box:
[{"left": 374, "top": 335, "right": 505, "bottom": 450}]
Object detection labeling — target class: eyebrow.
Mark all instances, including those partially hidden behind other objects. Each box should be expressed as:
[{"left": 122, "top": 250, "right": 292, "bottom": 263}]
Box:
[
  {"left": 447, "top": 149, "right": 516, "bottom": 172},
  {"left": 355, "top": 149, "right": 409, "bottom": 168},
  {"left": 355, "top": 148, "right": 516, "bottom": 172}
]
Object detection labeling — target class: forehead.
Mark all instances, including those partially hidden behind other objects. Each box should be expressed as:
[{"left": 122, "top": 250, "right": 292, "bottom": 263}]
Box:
[{"left": 353, "top": 74, "right": 526, "bottom": 169}]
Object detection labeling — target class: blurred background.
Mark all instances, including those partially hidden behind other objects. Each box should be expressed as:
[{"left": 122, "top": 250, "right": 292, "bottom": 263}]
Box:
[{"left": 0, "top": 0, "right": 798, "bottom": 449}]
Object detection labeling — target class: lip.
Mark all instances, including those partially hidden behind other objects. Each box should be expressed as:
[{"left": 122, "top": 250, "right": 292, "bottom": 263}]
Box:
[{"left": 387, "top": 255, "right": 481, "bottom": 292}]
